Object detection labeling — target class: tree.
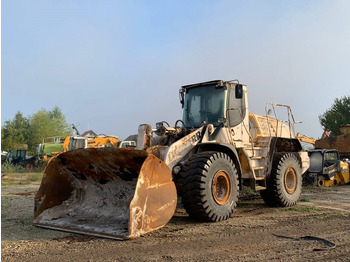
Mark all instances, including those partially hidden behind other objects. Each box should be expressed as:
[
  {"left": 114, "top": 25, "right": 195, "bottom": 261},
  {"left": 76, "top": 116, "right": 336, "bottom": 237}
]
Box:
[
  {"left": 1, "top": 111, "right": 30, "bottom": 151},
  {"left": 1, "top": 107, "right": 72, "bottom": 154},
  {"left": 28, "top": 106, "right": 72, "bottom": 151},
  {"left": 319, "top": 96, "right": 350, "bottom": 136}
]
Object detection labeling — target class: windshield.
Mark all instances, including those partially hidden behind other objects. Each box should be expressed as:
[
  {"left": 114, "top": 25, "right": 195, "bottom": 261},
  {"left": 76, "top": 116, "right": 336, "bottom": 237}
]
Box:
[
  {"left": 182, "top": 85, "right": 226, "bottom": 128},
  {"left": 324, "top": 152, "right": 338, "bottom": 161},
  {"left": 69, "top": 138, "right": 86, "bottom": 150}
]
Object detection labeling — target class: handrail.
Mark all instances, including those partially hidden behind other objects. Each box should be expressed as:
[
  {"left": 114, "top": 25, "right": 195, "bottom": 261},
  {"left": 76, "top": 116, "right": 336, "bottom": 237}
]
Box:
[{"left": 265, "top": 103, "right": 301, "bottom": 139}]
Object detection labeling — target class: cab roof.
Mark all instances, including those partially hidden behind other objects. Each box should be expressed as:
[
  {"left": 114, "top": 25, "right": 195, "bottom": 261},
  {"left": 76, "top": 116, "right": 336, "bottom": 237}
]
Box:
[{"left": 181, "top": 80, "right": 226, "bottom": 90}]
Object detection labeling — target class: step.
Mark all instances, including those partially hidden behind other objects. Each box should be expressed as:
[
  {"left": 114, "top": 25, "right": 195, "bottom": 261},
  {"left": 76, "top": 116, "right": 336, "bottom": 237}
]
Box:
[
  {"left": 255, "top": 176, "right": 266, "bottom": 181},
  {"left": 244, "top": 146, "right": 263, "bottom": 151},
  {"left": 250, "top": 156, "right": 264, "bottom": 160},
  {"left": 255, "top": 186, "right": 266, "bottom": 191},
  {"left": 253, "top": 166, "right": 265, "bottom": 170}
]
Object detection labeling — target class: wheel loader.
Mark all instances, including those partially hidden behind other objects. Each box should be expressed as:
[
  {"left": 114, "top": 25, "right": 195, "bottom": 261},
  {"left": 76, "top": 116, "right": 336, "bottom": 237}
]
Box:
[{"left": 33, "top": 80, "right": 309, "bottom": 240}]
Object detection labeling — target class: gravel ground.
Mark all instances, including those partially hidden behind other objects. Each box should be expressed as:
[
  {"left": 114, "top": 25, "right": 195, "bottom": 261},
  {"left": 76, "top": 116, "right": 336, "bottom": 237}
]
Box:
[{"left": 2, "top": 175, "right": 350, "bottom": 262}]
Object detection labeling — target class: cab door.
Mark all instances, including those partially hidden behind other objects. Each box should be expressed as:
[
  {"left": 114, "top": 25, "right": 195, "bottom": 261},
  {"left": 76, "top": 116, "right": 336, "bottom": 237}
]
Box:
[{"left": 226, "top": 84, "right": 249, "bottom": 147}]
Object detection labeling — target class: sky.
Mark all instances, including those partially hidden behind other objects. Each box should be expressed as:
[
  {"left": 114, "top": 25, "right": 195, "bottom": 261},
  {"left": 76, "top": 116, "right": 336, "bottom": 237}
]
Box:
[{"left": 2, "top": 0, "right": 350, "bottom": 140}]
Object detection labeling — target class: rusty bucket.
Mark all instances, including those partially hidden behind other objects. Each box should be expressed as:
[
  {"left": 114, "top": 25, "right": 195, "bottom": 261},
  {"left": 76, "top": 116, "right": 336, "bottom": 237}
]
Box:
[{"left": 33, "top": 148, "right": 177, "bottom": 240}]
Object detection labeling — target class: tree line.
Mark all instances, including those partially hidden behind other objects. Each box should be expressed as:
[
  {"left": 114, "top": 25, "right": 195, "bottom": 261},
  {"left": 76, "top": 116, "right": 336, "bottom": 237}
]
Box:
[
  {"left": 1, "top": 106, "right": 72, "bottom": 154},
  {"left": 319, "top": 96, "right": 350, "bottom": 136}
]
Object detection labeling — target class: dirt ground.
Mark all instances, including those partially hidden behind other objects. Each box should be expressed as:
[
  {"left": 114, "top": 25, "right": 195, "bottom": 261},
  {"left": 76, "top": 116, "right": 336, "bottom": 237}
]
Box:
[{"left": 1, "top": 175, "right": 350, "bottom": 262}]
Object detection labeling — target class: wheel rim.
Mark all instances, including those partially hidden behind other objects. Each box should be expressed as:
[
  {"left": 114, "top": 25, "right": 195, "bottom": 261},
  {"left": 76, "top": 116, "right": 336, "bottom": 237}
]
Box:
[
  {"left": 212, "top": 170, "right": 231, "bottom": 205},
  {"left": 26, "top": 163, "right": 34, "bottom": 170},
  {"left": 318, "top": 179, "right": 324, "bottom": 187},
  {"left": 284, "top": 167, "right": 297, "bottom": 194}
]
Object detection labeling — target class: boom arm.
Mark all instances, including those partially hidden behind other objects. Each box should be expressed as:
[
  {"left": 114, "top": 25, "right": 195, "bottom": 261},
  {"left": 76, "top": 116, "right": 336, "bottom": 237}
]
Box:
[{"left": 296, "top": 133, "right": 316, "bottom": 145}]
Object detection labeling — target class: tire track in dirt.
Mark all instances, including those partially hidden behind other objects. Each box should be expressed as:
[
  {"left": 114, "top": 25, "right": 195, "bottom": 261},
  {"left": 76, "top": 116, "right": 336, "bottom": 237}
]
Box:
[{"left": 2, "top": 182, "right": 350, "bottom": 261}]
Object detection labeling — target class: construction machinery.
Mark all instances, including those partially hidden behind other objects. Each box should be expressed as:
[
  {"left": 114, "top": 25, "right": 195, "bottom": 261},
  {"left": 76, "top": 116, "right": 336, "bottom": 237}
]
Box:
[
  {"left": 33, "top": 80, "right": 309, "bottom": 240},
  {"left": 61, "top": 135, "right": 135, "bottom": 151},
  {"left": 37, "top": 137, "right": 66, "bottom": 162},
  {"left": 119, "top": 140, "right": 136, "bottom": 148},
  {"left": 36, "top": 135, "right": 120, "bottom": 162},
  {"left": 296, "top": 133, "right": 316, "bottom": 145},
  {"left": 296, "top": 126, "right": 350, "bottom": 187},
  {"left": 62, "top": 135, "right": 120, "bottom": 151},
  {"left": 37, "top": 135, "right": 127, "bottom": 161},
  {"left": 315, "top": 124, "right": 350, "bottom": 159},
  {"left": 4, "top": 149, "right": 36, "bottom": 169},
  {"left": 304, "top": 149, "right": 350, "bottom": 186}
]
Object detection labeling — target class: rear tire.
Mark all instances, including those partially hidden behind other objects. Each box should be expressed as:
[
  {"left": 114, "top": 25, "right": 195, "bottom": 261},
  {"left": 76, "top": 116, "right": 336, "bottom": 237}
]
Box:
[
  {"left": 260, "top": 153, "right": 302, "bottom": 207},
  {"left": 176, "top": 151, "right": 239, "bottom": 222},
  {"left": 25, "top": 162, "right": 34, "bottom": 170}
]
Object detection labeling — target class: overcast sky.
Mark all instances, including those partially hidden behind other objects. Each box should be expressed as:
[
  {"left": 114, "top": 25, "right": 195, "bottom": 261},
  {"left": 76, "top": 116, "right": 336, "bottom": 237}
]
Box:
[{"left": 2, "top": 0, "right": 350, "bottom": 140}]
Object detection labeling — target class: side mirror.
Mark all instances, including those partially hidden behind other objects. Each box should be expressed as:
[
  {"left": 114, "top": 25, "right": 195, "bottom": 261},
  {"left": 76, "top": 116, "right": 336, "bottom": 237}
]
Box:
[
  {"left": 235, "top": 84, "right": 243, "bottom": 99},
  {"left": 179, "top": 88, "right": 185, "bottom": 108}
]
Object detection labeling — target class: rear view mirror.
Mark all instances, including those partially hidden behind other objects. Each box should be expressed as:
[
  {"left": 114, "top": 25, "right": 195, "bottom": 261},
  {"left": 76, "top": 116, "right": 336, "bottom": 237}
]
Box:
[
  {"left": 179, "top": 88, "right": 185, "bottom": 108},
  {"left": 235, "top": 84, "right": 243, "bottom": 99}
]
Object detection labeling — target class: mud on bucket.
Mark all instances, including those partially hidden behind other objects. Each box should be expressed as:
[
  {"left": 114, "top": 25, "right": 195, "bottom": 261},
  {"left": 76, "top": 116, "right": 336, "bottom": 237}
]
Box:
[{"left": 33, "top": 148, "right": 177, "bottom": 240}]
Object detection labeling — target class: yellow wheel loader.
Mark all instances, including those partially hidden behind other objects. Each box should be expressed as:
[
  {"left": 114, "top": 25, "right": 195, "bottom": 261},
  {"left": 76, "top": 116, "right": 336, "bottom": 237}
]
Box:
[{"left": 33, "top": 80, "right": 309, "bottom": 240}]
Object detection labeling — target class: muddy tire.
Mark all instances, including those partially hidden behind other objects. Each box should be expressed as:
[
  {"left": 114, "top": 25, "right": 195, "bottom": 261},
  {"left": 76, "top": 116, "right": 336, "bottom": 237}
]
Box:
[
  {"left": 260, "top": 153, "right": 302, "bottom": 207},
  {"left": 176, "top": 151, "right": 239, "bottom": 222}
]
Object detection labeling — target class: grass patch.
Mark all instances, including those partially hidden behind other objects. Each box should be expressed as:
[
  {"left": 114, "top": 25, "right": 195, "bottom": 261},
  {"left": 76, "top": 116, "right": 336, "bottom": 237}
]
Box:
[
  {"left": 28, "top": 173, "right": 43, "bottom": 182},
  {"left": 299, "top": 198, "right": 310, "bottom": 202},
  {"left": 242, "top": 186, "right": 257, "bottom": 195},
  {"left": 302, "top": 185, "right": 333, "bottom": 193},
  {"left": 1, "top": 163, "right": 25, "bottom": 173},
  {"left": 314, "top": 212, "right": 346, "bottom": 220},
  {"left": 1, "top": 162, "right": 44, "bottom": 174},
  {"left": 1, "top": 172, "right": 43, "bottom": 186},
  {"left": 239, "top": 186, "right": 260, "bottom": 201}
]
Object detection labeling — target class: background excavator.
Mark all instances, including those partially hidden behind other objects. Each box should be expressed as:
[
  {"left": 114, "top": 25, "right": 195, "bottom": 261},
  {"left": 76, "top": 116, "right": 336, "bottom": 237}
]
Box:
[
  {"left": 38, "top": 134, "right": 136, "bottom": 163},
  {"left": 33, "top": 80, "right": 309, "bottom": 240},
  {"left": 62, "top": 135, "right": 120, "bottom": 151}
]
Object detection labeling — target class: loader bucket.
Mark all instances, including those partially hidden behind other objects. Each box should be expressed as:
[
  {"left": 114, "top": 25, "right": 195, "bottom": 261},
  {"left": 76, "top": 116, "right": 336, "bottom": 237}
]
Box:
[{"left": 33, "top": 148, "right": 177, "bottom": 240}]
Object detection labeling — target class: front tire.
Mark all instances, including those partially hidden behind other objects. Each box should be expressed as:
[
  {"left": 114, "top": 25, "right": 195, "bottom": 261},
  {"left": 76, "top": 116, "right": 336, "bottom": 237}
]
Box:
[
  {"left": 176, "top": 151, "right": 239, "bottom": 222},
  {"left": 260, "top": 153, "right": 302, "bottom": 207}
]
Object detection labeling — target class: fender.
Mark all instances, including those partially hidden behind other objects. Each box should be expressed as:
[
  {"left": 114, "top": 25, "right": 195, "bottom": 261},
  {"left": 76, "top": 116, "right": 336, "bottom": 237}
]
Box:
[
  {"left": 193, "top": 142, "right": 243, "bottom": 189},
  {"left": 268, "top": 137, "right": 308, "bottom": 175}
]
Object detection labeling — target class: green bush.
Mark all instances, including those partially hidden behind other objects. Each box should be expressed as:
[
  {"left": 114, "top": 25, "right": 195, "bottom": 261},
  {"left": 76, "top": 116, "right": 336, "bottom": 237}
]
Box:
[{"left": 1, "top": 162, "right": 24, "bottom": 173}]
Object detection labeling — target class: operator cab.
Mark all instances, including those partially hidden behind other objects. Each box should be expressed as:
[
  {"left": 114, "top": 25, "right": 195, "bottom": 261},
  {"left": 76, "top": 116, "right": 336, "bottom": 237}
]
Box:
[{"left": 180, "top": 80, "right": 247, "bottom": 129}]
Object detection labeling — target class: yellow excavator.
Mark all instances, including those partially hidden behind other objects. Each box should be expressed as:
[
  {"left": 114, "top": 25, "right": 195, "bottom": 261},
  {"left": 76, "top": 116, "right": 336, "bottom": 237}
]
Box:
[
  {"left": 33, "top": 80, "right": 310, "bottom": 240},
  {"left": 62, "top": 135, "right": 120, "bottom": 152}
]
